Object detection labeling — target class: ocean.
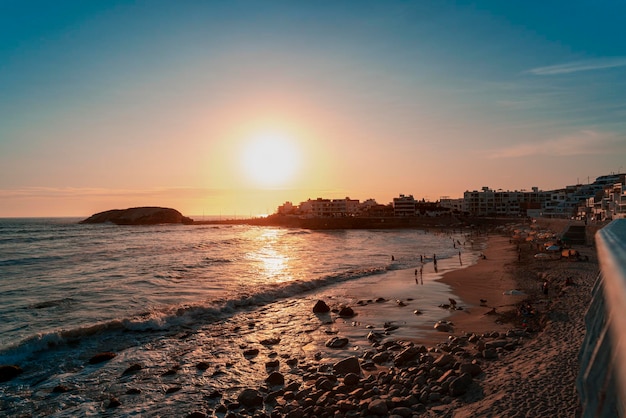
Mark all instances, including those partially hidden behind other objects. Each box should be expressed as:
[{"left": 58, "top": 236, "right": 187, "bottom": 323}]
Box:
[{"left": 0, "top": 218, "right": 481, "bottom": 416}]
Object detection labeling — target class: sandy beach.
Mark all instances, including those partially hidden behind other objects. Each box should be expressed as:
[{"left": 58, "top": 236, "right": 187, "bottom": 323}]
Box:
[
  {"left": 252, "top": 220, "right": 601, "bottom": 417},
  {"left": 426, "top": 222, "right": 599, "bottom": 417}
]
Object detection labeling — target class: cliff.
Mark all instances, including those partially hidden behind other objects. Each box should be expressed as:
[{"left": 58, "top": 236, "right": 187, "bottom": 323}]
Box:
[{"left": 79, "top": 207, "right": 194, "bottom": 225}]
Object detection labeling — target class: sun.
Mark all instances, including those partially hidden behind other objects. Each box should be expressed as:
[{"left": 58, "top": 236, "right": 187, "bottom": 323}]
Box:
[{"left": 240, "top": 132, "right": 301, "bottom": 188}]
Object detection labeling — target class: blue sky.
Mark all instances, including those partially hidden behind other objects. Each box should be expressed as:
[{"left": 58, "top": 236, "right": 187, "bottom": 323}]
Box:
[{"left": 1, "top": 1, "right": 625, "bottom": 216}]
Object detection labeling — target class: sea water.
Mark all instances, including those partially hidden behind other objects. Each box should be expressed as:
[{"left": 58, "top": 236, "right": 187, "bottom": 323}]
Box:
[{"left": 0, "top": 218, "right": 481, "bottom": 416}]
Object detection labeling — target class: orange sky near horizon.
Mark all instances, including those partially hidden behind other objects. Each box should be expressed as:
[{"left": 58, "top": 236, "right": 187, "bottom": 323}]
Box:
[{"left": 1, "top": 2, "right": 625, "bottom": 218}]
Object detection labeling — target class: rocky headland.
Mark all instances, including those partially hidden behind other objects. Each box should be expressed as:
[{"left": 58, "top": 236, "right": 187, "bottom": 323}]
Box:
[{"left": 79, "top": 207, "right": 193, "bottom": 225}]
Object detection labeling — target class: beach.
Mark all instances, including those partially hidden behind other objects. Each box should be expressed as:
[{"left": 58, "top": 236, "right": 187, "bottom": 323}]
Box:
[
  {"left": 0, "top": 220, "right": 601, "bottom": 417},
  {"left": 216, "top": 221, "right": 599, "bottom": 417},
  {"left": 180, "top": 221, "right": 600, "bottom": 417}
]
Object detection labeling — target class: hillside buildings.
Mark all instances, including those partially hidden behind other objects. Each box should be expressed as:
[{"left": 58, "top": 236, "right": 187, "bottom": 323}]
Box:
[{"left": 276, "top": 173, "right": 626, "bottom": 220}]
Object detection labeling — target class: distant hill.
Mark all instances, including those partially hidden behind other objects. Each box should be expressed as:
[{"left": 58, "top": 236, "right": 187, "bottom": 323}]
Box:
[{"left": 79, "top": 207, "right": 194, "bottom": 225}]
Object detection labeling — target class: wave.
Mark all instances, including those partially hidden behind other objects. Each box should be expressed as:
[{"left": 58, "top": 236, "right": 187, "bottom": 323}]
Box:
[
  {"left": 0, "top": 265, "right": 388, "bottom": 365},
  {"left": 0, "top": 255, "right": 65, "bottom": 267}
]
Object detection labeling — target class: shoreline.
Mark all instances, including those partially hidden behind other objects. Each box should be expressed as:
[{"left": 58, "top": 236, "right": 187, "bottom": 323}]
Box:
[{"left": 436, "top": 234, "right": 526, "bottom": 339}]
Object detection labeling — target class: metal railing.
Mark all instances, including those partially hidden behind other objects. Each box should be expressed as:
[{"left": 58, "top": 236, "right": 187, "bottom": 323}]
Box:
[{"left": 578, "top": 219, "right": 626, "bottom": 417}]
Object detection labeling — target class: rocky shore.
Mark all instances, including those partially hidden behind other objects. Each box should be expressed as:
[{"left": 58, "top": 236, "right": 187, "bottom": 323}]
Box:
[
  {"left": 187, "top": 219, "right": 598, "bottom": 418},
  {"left": 0, "top": 219, "right": 600, "bottom": 417}
]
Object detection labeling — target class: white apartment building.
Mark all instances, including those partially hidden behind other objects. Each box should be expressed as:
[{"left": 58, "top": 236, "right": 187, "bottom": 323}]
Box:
[{"left": 393, "top": 194, "right": 417, "bottom": 216}]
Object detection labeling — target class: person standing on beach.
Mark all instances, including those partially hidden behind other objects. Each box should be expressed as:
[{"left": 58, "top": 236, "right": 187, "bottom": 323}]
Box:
[{"left": 458, "top": 251, "right": 462, "bottom": 265}]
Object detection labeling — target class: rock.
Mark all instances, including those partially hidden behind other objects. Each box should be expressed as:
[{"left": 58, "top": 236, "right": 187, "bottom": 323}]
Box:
[
  {"left": 166, "top": 386, "right": 182, "bottom": 394},
  {"left": 107, "top": 397, "right": 121, "bottom": 408},
  {"left": 265, "top": 359, "right": 280, "bottom": 368},
  {"left": 238, "top": 388, "right": 263, "bottom": 407},
  {"left": 343, "top": 373, "right": 360, "bottom": 386},
  {"left": 393, "top": 346, "right": 420, "bottom": 366},
  {"left": 126, "top": 388, "right": 141, "bottom": 395},
  {"left": 187, "top": 412, "right": 207, "bottom": 418},
  {"left": 449, "top": 373, "right": 473, "bottom": 396},
  {"left": 391, "top": 406, "right": 414, "bottom": 417},
  {"left": 368, "top": 398, "right": 388, "bottom": 415},
  {"left": 243, "top": 348, "right": 260, "bottom": 357},
  {"left": 482, "top": 348, "right": 498, "bottom": 359},
  {"left": 0, "top": 365, "right": 23, "bottom": 382},
  {"left": 260, "top": 337, "right": 280, "bottom": 346},
  {"left": 52, "top": 385, "right": 69, "bottom": 393},
  {"left": 460, "top": 362, "right": 483, "bottom": 377},
  {"left": 434, "top": 321, "right": 453, "bottom": 332},
  {"left": 333, "top": 356, "right": 361, "bottom": 375},
  {"left": 80, "top": 207, "right": 193, "bottom": 225},
  {"left": 122, "top": 363, "right": 142, "bottom": 375},
  {"left": 433, "top": 353, "right": 455, "bottom": 368},
  {"left": 196, "top": 361, "right": 211, "bottom": 370},
  {"left": 313, "top": 300, "right": 331, "bottom": 313},
  {"left": 338, "top": 306, "right": 355, "bottom": 317},
  {"left": 372, "top": 351, "right": 390, "bottom": 364},
  {"left": 325, "top": 336, "right": 349, "bottom": 348},
  {"left": 266, "top": 371, "right": 285, "bottom": 386},
  {"left": 88, "top": 352, "right": 116, "bottom": 364}
]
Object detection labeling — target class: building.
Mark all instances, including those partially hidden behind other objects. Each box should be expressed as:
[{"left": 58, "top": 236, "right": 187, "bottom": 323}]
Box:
[
  {"left": 393, "top": 194, "right": 417, "bottom": 217},
  {"left": 464, "top": 187, "right": 552, "bottom": 217}
]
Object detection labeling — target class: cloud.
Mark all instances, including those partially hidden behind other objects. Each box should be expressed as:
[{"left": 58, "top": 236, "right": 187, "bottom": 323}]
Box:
[
  {"left": 528, "top": 58, "right": 626, "bottom": 75},
  {"left": 485, "top": 130, "right": 624, "bottom": 159}
]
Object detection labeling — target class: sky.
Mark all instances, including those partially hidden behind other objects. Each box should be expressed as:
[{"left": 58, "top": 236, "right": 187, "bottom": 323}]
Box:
[{"left": 1, "top": 1, "right": 625, "bottom": 218}]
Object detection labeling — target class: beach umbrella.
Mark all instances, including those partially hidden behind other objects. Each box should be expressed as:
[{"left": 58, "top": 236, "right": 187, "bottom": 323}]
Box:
[{"left": 546, "top": 245, "right": 561, "bottom": 252}]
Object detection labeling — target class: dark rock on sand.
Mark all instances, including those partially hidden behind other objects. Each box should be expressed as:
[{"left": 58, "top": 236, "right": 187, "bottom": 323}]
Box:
[
  {"left": 196, "top": 361, "right": 211, "bottom": 370},
  {"left": 343, "top": 373, "right": 360, "bottom": 386},
  {"left": 265, "top": 359, "right": 280, "bottom": 368},
  {"left": 107, "top": 397, "right": 121, "bottom": 408},
  {"left": 80, "top": 207, "right": 193, "bottom": 225},
  {"left": 368, "top": 398, "right": 388, "bottom": 415},
  {"left": 52, "top": 385, "right": 69, "bottom": 393},
  {"left": 122, "top": 363, "right": 142, "bottom": 375},
  {"left": 325, "top": 336, "right": 349, "bottom": 348},
  {"left": 237, "top": 388, "right": 263, "bottom": 407},
  {"left": 260, "top": 337, "right": 280, "bottom": 346},
  {"left": 0, "top": 365, "right": 23, "bottom": 382},
  {"left": 338, "top": 306, "right": 355, "bottom": 317},
  {"left": 449, "top": 372, "right": 473, "bottom": 396},
  {"left": 243, "top": 348, "right": 260, "bottom": 357},
  {"left": 312, "top": 300, "right": 330, "bottom": 313},
  {"left": 333, "top": 356, "right": 361, "bottom": 375},
  {"left": 166, "top": 386, "right": 182, "bottom": 394},
  {"left": 88, "top": 352, "right": 116, "bottom": 364},
  {"left": 126, "top": 388, "right": 141, "bottom": 395},
  {"left": 187, "top": 412, "right": 208, "bottom": 418},
  {"left": 266, "top": 371, "right": 285, "bottom": 386}
]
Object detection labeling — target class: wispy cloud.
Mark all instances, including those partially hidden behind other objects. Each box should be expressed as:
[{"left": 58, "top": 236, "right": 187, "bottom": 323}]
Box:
[
  {"left": 528, "top": 57, "right": 626, "bottom": 75},
  {"left": 485, "top": 130, "right": 624, "bottom": 159}
]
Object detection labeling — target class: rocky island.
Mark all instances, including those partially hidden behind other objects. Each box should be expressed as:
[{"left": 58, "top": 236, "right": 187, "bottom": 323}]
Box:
[{"left": 79, "top": 207, "right": 193, "bottom": 225}]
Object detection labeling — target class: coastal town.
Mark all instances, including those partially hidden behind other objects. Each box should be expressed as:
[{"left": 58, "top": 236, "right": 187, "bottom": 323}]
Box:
[{"left": 275, "top": 173, "right": 626, "bottom": 222}]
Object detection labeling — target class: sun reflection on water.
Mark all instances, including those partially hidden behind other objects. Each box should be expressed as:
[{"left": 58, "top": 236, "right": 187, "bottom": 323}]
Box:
[{"left": 250, "top": 229, "right": 293, "bottom": 284}]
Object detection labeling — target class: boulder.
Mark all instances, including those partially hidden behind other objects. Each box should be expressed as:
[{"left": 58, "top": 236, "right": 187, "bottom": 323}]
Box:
[
  {"left": 333, "top": 356, "right": 361, "bottom": 375},
  {"left": 79, "top": 207, "right": 193, "bottom": 225},
  {"left": 266, "top": 371, "right": 285, "bottom": 386},
  {"left": 449, "top": 373, "right": 473, "bottom": 396},
  {"left": 368, "top": 398, "right": 388, "bottom": 415},
  {"left": 238, "top": 388, "right": 263, "bottom": 407},
  {"left": 325, "top": 336, "right": 349, "bottom": 348},
  {"left": 0, "top": 365, "right": 23, "bottom": 382},
  {"left": 313, "top": 300, "right": 331, "bottom": 313},
  {"left": 338, "top": 306, "right": 355, "bottom": 317},
  {"left": 88, "top": 352, "right": 116, "bottom": 364}
]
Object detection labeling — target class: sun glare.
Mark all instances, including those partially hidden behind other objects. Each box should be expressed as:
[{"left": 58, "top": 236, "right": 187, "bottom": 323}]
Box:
[{"left": 241, "top": 132, "right": 301, "bottom": 188}]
